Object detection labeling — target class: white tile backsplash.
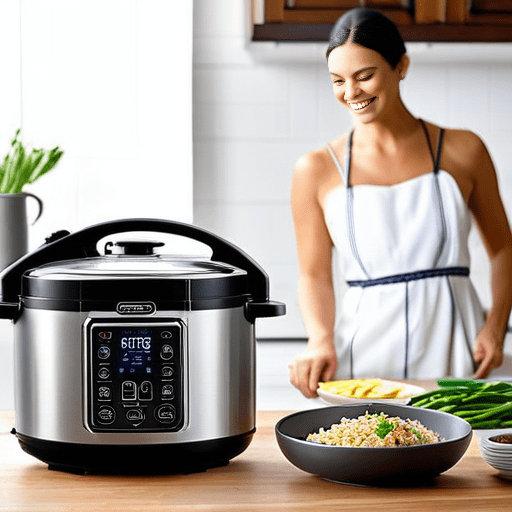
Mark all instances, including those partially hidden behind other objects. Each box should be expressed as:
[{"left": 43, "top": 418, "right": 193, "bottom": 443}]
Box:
[
  {"left": 401, "top": 63, "right": 450, "bottom": 126},
  {"left": 195, "top": 101, "right": 290, "bottom": 140},
  {"left": 288, "top": 65, "right": 322, "bottom": 138},
  {"left": 194, "top": 140, "right": 301, "bottom": 203},
  {"left": 490, "top": 67, "right": 512, "bottom": 132},
  {"left": 446, "top": 63, "right": 491, "bottom": 132},
  {"left": 193, "top": 36, "right": 257, "bottom": 67},
  {"left": 194, "top": 67, "right": 290, "bottom": 104}
]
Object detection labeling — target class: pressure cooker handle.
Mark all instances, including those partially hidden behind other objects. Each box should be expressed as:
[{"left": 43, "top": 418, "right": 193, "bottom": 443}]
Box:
[{"left": 0, "top": 218, "right": 273, "bottom": 305}]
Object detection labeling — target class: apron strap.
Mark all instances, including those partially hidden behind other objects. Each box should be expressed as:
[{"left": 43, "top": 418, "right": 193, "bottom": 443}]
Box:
[
  {"left": 434, "top": 128, "right": 445, "bottom": 174},
  {"left": 419, "top": 119, "right": 445, "bottom": 175},
  {"left": 419, "top": 119, "right": 435, "bottom": 165},
  {"left": 326, "top": 131, "right": 353, "bottom": 187}
]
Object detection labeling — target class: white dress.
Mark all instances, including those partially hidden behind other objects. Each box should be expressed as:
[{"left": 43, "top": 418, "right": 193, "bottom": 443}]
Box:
[{"left": 324, "top": 126, "right": 485, "bottom": 380}]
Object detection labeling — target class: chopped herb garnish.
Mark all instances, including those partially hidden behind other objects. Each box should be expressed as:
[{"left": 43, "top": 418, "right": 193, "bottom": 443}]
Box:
[
  {"left": 376, "top": 417, "right": 395, "bottom": 439},
  {"left": 411, "top": 428, "right": 423, "bottom": 441}
]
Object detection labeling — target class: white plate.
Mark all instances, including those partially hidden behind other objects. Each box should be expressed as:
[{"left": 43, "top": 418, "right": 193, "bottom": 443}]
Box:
[{"left": 317, "top": 379, "right": 426, "bottom": 406}]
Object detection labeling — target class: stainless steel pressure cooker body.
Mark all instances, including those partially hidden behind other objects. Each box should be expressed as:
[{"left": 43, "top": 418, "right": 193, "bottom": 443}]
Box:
[{"left": 0, "top": 219, "right": 285, "bottom": 474}]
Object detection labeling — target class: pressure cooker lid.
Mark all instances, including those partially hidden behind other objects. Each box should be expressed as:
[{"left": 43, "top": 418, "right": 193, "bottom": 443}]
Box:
[
  {"left": 25, "top": 255, "right": 243, "bottom": 279},
  {"left": 21, "top": 252, "right": 249, "bottom": 310}
]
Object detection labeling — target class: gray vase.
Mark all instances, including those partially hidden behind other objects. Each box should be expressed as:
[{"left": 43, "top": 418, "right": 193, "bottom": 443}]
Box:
[{"left": 0, "top": 193, "right": 43, "bottom": 271}]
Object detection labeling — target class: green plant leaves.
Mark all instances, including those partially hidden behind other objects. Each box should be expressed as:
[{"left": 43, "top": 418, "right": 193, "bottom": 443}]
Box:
[{"left": 0, "top": 129, "right": 64, "bottom": 194}]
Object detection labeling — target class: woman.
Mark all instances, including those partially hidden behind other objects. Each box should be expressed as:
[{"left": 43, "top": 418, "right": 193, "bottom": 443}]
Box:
[{"left": 288, "top": 8, "right": 512, "bottom": 398}]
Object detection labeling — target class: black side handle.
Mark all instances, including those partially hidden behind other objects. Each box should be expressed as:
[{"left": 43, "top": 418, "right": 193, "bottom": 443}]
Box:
[
  {"left": 0, "top": 302, "right": 19, "bottom": 321},
  {"left": 0, "top": 218, "right": 271, "bottom": 304},
  {"left": 244, "top": 301, "right": 286, "bottom": 323}
]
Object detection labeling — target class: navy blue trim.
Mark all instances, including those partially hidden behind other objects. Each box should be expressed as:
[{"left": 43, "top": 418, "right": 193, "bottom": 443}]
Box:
[
  {"left": 345, "top": 130, "right": 353, "bottom": 186},
  {"left": 347, "top": 266, "right": 469, "bottom": 288},
  {"left": 345, "top": 131, "right": 371, "bottom": 279}
]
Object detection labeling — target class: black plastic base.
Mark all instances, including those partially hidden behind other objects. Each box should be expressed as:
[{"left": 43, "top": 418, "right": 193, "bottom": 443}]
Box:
[{"left": 15, "top": 430, "right": 255, "bottom": 475}]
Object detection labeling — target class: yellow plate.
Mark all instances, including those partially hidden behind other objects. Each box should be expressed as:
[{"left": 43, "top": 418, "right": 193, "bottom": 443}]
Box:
[{"left": 317, "top": 379, "right": 426, "bottom": 405}]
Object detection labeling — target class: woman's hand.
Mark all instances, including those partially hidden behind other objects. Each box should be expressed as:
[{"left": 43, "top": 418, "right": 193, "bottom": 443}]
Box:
[
  {"left": 288, "top": 340, "right": 338, "bottom": 398},
  {"left": 473, "top": 324, "right": 505, "bottom": 379}
]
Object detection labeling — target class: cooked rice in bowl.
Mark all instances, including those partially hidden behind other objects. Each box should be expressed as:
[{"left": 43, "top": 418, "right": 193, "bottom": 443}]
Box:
[
  {"left": 307, "top": 411, "right": 440, "bottom": 447},
  {"left": 276, "top": 404, "right": 472, "bottom": 484}
]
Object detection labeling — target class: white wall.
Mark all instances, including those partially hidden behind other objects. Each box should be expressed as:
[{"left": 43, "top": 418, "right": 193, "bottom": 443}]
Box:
[
  {"left": 193, "top": 0, "right": 512, "bottom": 341},
  {"left": 0, "top": 0, "right": 193, "bottom": 409},
  {"left": 1, "top": 0, "right": 194, "bottom": 246}
]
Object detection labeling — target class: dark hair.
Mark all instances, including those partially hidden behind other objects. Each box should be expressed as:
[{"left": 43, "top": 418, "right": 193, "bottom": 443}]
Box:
[{"left": 326, "top": 8, "right": 406, "bottom": 69}]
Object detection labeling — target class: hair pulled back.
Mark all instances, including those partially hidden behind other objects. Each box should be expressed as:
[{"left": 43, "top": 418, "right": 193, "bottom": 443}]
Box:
[{"left": 326, "top": 8, "right": 406, "bottom": 69}]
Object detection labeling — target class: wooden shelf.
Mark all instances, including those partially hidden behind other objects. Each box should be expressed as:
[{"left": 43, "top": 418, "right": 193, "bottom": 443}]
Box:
[
  {"left": 252, "top": 22, "right": 512, "bottom": 42},
  {"left": 255, "top": 0, "right": 512, "bottom": 43}
]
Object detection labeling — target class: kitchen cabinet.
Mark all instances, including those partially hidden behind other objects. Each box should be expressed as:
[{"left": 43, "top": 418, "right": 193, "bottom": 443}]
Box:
[{"left": 253, "top": 0, "right": 512, "bottom": 42}]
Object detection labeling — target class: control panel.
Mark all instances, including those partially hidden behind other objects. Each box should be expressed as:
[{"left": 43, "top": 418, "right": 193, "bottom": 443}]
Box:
[{"left": 85, "top": 319, "right": 185, "bottom": 432}]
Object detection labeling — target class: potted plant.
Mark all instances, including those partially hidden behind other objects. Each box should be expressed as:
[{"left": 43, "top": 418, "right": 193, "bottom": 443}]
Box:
[{"left": 0, "top": 129, "right": 64, "bottom": 270}]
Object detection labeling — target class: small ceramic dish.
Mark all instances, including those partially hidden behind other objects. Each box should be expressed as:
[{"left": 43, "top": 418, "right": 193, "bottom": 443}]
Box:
[{"left": 478, "top": 433, "right": 512, "bottom": 477}]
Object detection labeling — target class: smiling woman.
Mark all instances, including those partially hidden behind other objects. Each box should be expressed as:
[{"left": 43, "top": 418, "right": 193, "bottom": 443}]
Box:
[
  {"left": 326, "top": 9, "right": 409, "bottom": 127},
  {"left": 287, "top": 8, "right": 512, "bottom": 398},
  {"left": 328, "top": 43, "right": 406, "bottom": 126}
]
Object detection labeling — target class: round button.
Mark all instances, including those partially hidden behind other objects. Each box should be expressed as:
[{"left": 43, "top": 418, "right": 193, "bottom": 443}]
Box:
[
  {"left": 98, "top": 346, "right": 111, "bottom": 359},
  {"left": 97, "top": 405, "right": 116, "bottom": 425},
  {"left": 126, "top": 408, "right": 145, "bottom": 423},
  {"left": 161, "top": 366, "right": 174, "bottom": 377},
  {"left": 98, "top": 367, "right": 110, "bottom": 379},
  {"left": 154, "top": 404, "right": 176, "bottom": 424},
  {"left": 160, "top": 344, "right": 173, "bottom": 360}
]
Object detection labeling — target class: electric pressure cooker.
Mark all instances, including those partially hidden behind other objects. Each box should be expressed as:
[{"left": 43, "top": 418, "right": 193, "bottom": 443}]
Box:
[{"left": 0, "top": 219, "right": 285, "bottom": 474}]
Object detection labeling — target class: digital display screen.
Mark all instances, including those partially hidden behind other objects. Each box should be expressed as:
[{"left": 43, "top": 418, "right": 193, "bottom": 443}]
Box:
[{"left": 118, "top": 327, "right": 153, "bottom": 376}]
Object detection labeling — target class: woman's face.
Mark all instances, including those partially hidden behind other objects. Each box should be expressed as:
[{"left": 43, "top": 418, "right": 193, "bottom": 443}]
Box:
[{"left": 327, "top": 42, "right": 407, "bottom": 124}]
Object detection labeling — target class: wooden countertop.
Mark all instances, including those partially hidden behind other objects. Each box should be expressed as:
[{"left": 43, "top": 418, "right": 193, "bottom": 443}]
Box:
[{"left": 1, "top": 402, "right": 512, "bottom": 512}]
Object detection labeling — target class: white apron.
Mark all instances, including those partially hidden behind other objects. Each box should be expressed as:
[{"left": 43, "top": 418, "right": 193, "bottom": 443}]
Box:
[{"left": 324, "top": 125, "right": 485, "bottom": 379}]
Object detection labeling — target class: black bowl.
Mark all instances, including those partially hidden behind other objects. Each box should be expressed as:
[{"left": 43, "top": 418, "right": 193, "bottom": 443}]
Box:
[{"left": 275, "top": 403, "right": 472, "bottom": 485}]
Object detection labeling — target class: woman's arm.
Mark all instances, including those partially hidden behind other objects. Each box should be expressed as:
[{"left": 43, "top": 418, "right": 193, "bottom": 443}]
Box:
[
  {"left": 464, "top": 132, "right": 512, "bottom": 378},
  {"left": 288, "top": 151, "right": 338, "bottom": 398}
]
